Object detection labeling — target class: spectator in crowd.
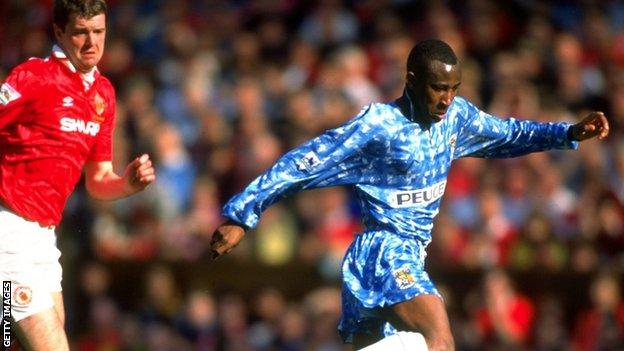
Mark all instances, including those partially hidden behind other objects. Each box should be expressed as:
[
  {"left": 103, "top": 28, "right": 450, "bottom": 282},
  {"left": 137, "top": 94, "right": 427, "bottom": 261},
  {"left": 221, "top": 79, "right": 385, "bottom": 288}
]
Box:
[
  {"left": 475, "top": 269, "right": 536, "bottom": 349},
  {"left": 572, "top": 271, "right": 624, "bottom": 351}
]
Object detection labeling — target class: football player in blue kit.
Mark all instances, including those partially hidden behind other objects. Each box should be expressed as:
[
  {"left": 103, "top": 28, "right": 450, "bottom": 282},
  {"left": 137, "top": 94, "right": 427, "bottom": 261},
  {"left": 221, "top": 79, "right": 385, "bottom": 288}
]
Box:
[{"left": 210, "top": 39, "right": 609, "bottom": 351}]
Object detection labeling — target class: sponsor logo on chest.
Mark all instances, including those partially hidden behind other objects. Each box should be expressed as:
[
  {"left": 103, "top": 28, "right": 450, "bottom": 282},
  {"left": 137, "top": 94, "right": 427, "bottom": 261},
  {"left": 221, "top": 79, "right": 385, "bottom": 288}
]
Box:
[
  {"left": 58, "top": 92, "right": 105, "bottom": 136},
  {"left": 60, "top": 117, "right": 100, "bottom": 136},
  {"left": 390, "top": 180, "right": 447, "bottom": 208}
]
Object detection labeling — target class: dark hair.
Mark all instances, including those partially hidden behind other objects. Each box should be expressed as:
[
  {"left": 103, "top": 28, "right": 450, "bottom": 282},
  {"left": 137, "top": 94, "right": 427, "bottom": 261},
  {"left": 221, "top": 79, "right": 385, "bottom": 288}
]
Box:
[
  {"left": 406, "top": 39, "right": 458, "bottom": 73},
  {"left": 53, "top": 0, "right": 107, "bottom": 30}
]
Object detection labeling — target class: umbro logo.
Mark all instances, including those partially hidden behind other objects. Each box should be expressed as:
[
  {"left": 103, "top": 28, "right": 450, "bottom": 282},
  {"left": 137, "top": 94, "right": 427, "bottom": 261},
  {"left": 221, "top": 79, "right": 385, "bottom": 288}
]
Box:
[{"left": 62, "top": 96, "right": 73, "bottom": 107}]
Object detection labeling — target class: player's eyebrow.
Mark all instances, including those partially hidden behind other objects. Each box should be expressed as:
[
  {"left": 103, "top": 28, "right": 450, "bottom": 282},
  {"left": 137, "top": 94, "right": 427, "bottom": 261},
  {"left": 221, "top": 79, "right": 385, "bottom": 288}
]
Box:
[{"left": 431, "top": 82, "right": 461, "bottom": 90}]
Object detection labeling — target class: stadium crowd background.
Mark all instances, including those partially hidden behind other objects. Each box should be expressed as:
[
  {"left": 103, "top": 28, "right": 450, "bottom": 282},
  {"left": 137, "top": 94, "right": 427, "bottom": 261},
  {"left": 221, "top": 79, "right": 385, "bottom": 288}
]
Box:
[{"left": 2, "top": 0, "right": 624, "bottom": 350}]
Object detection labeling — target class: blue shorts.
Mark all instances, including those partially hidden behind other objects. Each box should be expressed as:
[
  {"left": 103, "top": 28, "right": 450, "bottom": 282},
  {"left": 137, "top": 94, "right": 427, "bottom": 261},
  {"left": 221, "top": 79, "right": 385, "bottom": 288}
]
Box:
[{"left": 338, "top": 230, "right": 440, "bottom": 343}]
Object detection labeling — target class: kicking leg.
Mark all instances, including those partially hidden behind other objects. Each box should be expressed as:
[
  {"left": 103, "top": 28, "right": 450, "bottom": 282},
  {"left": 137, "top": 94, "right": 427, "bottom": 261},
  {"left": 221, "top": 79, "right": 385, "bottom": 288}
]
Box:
[
  {"left": 353, "top": 294, "right": 453, "bottom": 351},
  {"left": 388, "top": 294, "right": 454, "bottom": 351}
]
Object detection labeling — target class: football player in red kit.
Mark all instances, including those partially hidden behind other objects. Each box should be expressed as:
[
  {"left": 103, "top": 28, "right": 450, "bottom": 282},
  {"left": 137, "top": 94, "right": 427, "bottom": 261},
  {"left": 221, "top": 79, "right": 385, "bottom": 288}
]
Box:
[{"left": 0, "top": 1, "right": 155, "bottom": 350}]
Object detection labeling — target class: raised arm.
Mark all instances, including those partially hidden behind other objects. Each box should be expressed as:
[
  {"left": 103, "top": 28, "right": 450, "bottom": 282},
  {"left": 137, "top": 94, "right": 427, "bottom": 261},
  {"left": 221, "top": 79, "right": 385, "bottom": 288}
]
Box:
[
  {"left": 454, "top": 99, "right": 590, "bottom": 159},
  {"left": 210, "top": 106, "right": 387, "bottom": 257}
]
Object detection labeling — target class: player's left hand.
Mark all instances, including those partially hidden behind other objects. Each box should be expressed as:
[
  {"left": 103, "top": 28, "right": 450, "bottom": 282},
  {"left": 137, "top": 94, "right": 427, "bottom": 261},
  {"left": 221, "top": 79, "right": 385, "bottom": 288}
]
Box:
[
  {"left": 570, "top": 111, "right": 609, "bottom": 141},
  {"left": 210, "top": 221, "right": 246, "bottom": 259},
  {"left": 124, "top": 154, "right": 156, "bottom": 192}
]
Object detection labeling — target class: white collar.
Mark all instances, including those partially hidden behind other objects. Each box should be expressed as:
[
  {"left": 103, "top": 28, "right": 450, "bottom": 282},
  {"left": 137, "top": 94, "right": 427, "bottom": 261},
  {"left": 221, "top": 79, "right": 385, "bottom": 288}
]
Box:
[
  {"left": 52, "top": 45, "right": 97, "bottom": 76},
  {"left": 52, "top": 44, "right": 97, "bottom": 88}
]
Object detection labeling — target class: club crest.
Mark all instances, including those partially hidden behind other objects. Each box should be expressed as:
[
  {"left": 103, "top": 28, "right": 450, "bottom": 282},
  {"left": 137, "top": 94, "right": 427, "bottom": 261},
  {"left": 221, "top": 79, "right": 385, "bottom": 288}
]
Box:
[
  {"left": 13, "top": 285, "right": 32, "bottom": 306},
  {"left": 93, "top": 93, "right": 106, "bottom": 122},
  {"left": 393, "top": 267, "right": 416, "bottom": 289}
]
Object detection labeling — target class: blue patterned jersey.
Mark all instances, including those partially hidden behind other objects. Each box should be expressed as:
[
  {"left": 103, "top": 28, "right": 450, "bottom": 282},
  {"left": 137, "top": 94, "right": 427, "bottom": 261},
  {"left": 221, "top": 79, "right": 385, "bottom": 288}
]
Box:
[{"left": 223, "top": 96, "right": 577, "bottom": 244}]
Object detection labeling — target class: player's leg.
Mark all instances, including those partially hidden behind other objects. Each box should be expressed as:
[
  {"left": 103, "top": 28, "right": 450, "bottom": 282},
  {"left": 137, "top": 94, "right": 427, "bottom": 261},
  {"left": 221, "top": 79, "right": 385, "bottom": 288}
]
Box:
[
  {"left": 343, "top": 291, "right": 440, "bottom": 351},
  {"left": 386, "top": 294, "right": 454, "bottom": 351},
  {"left": 14, "top": 307, "right": 69, "bottom": 351},
  {"left": 13, "top": 270, "right": 66, "bottom": 350},
  {"left": 52, "top": 292, "right": 65, "bottom": 328},
  {"left": 351, "top": 294, "right": 453, "bottom": 351}
]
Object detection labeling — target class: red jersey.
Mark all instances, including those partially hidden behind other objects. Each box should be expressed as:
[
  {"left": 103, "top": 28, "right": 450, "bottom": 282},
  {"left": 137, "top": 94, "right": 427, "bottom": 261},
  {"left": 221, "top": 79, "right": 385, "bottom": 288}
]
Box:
[{"left": 0, "top": 51, "right": 115, "bottom": 226}]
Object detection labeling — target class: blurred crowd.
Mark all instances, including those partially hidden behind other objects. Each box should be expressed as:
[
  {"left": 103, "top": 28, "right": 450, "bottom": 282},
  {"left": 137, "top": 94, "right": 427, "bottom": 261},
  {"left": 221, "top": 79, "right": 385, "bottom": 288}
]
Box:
[{"left": 2, "top": 0, "right": 624, "bottom": 350}]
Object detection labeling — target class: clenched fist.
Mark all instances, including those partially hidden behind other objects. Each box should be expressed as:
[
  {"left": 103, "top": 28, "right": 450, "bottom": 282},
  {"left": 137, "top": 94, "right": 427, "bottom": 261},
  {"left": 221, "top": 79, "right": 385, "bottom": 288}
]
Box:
[
  {"left": 570, "top": 111, "right": 609, "bottom": 141},
  {"left": 124, "top": 154, "right": 156, "bottom": 192},
  {"left": 210, "top": 221, "right": 247, "bottom": 258}
]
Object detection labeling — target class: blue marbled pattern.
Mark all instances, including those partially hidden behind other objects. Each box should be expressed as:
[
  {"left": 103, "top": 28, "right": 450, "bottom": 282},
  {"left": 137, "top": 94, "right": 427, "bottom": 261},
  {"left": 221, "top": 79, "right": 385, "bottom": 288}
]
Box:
[{"left": 222, "top": 96, "right": 578, "bottom": 341}]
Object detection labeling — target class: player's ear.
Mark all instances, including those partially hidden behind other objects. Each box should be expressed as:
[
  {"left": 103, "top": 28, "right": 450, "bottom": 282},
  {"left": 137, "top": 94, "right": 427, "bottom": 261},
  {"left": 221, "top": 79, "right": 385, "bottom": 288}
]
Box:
[{"left": 406, "top": 71, "right": 419, "bottom": 90}]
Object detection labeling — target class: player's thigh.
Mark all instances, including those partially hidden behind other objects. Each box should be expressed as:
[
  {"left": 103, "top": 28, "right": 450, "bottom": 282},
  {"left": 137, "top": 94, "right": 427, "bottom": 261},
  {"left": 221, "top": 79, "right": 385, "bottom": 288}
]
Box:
[
  {"left": 386, "top": 294, "right": 454, "bottom": 350},
  {"left": 15, "top": 307, "right": 69, "bottom": 351},
  {"left": 51, "top": 291, "right": 65, "bottom": 326},
  {"left": 388, "top": 294, "right": 450, "bottom": 332}
]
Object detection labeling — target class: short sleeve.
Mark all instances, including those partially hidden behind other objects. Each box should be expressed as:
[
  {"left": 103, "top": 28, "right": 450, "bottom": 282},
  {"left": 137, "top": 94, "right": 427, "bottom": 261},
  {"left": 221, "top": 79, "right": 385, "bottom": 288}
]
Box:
[{"left": 0, "top": 62, "right": 41, "bottom": 129}]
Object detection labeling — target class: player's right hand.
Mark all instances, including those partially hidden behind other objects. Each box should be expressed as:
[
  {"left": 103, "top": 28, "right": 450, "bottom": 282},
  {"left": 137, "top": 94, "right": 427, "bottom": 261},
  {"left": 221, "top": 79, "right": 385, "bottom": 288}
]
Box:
[{"left": 210, "top": 221, "right": 246, "bottom": 259}]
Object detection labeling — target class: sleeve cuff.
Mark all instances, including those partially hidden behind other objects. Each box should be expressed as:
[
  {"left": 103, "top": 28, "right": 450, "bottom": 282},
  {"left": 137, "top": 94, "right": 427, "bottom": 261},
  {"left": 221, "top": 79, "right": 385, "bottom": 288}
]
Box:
[
  {"left": 222, "top": 209, "right": 257, "bottom": 230},
  {"left": 563, "top": 123, "right": 579, "bottom": 150},
  {"left": 566, "top": 125, "right": 576, "bottom": 141}
]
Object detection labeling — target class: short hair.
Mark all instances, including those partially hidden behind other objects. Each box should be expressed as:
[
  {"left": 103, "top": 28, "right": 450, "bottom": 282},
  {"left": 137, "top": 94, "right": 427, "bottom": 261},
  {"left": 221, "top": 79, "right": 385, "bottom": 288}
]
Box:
[
  {"left": 406, "top": 39, "right": 458, "bottom": 73},
  {"left": 53, "top": 0, "right": 108, "bottom": 30}
]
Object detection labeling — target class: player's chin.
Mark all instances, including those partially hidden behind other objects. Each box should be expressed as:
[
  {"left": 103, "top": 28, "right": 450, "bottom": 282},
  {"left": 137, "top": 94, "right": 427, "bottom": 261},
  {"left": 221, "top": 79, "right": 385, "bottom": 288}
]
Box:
[
  {"left": 78, "top": 57, "right": 100, "bottom": 69},
  {"left": 429, "top": 113, "right": 446, "bottom": 123}
]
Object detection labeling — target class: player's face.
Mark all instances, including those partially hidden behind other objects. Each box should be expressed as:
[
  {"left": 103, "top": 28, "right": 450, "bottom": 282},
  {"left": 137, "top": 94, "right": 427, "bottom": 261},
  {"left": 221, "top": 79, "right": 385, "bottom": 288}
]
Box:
[
  {"left": 409, "top": 60, "right": 461, "bottom": 123},
  {"left": 54, "top": 13, "right": 106, "bottom": 73}
]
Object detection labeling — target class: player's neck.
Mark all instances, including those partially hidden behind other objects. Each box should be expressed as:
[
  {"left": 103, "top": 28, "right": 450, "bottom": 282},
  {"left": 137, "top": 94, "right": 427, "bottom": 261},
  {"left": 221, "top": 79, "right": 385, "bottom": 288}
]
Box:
[{"left": 395, "top": 89, "right": 432, "bottom": 129}]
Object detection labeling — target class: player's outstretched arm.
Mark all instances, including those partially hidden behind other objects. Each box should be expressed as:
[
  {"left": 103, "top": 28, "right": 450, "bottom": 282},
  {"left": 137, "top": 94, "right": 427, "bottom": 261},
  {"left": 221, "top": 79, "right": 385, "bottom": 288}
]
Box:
[
  {"left": 210, "top": 220, "right": 246, "bottom": 258},
  {"left": 569, "top": 111, "right": 609, "bottom": 141},
  {"left": 84, "top": 154, "right": 156, "bottom": 200}
]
